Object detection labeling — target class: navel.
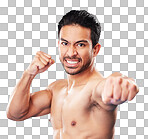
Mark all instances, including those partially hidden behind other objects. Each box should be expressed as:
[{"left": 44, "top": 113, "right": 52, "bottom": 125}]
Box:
[{"left": 71, "top": 121, "right": 76, "bottom": 126}]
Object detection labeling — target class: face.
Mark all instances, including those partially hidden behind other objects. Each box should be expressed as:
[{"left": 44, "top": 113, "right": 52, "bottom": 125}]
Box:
[{"left": 58, "top": 24, "right": 95, "bottom": 75}]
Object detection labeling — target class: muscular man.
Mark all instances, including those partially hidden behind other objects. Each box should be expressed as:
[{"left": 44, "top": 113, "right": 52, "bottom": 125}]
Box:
[{"left": 6, "top": 10, "right": 139, "bottom": 139}]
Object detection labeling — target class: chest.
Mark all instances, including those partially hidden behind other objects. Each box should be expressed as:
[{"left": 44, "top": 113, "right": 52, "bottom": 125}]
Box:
[{"left": 50, "top": 85, "right": 97, "bottom": 129}]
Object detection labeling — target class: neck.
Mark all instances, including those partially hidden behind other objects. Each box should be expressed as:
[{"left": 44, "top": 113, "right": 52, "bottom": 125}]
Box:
[{"left": 67, "top": 63, "right": 97, "bottom": 90}]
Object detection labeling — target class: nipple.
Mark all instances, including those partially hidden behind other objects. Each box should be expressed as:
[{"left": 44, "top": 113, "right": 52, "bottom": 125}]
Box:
[{"left": 71, "top": 121, "right": 76, "bottom": 126}]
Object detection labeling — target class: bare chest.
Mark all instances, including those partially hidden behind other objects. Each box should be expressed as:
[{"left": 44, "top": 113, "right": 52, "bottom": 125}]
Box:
[
  {"left": 50, "top": 85, "right": 96, "bottom": 129},
  {"left": 50, "top": 82, "right": 116, "bottom": 139}
]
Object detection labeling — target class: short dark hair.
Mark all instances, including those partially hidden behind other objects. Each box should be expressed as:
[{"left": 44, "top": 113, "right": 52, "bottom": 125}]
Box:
[{"left": 58, "top": 10, "right": 101, "bottom": 48}]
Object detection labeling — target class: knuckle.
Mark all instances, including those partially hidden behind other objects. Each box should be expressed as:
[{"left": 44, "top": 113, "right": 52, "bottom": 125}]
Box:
[
  {"left": 114, "top": 95, "right": 120, "bottom": 101},
  {"left": 128, "top": 95, "right": 132, "bottom": 101},
  {"left": 117, "top": 77, "right": 122, "bottom": 84},
  {"left": 44, "top": 61, "right": 48, "bottom": 65},
  {"left": 35, "top": 56, "right": 40, "bottom": 61},
  {"left": 40, "top": 63, "right": 45, "bottom": 68},
  {"left": 36, "top": 51, "right": 40, "bottom": 54},
  {"left": 130, "top": 78, "right": 135, "bottom": 82},
  {"left": 103, "top": 101, "right": 108, "bottom": 105},
  {"left": 37, "top": 57, "right": 43, "bottom": 64},
  {"left": 35, "top": 54, "right": 39, "bottom": 58},
  {"left": 121, "top": 94, "right": 127, "bottom": 101},
  {"left": 42, "top": 64, "right": 46, "bottom": 68},
  {"left": 137, "top": 87, "right": 139, "bottom": 93},
  {"left": 121, "top": 97, "right": 126, "bottom": 102},
  {"left": 106, "top": 91, "right": 112, "bottom": 97},
  {"left": 107, "top": 76, "right": 113, "bottom": 84},
  {"left": 115, "top": 94, "right": 120, "bottom": 100},
  {"left": 103, "top": 98, "right": 108, "bottom": 104},
  {"left": 102, "top": 95, "right": 107, "bottom": 103},
  {"left": 131, "top": 84, "right": 136, "bottom": 91},
  {"left": 47, "top": 58, "right": 50, "bottom": 62},
  {"left": 40, "top": 59, "right": 46, "bottom": 65},
  {"left": 125, "top": 80, "right": 129, "bottom": 88}
]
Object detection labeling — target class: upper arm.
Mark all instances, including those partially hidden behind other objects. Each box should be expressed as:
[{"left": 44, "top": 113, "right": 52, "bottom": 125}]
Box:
[{"left": 15, "top": 87, "right": 53, "bottom": 121}]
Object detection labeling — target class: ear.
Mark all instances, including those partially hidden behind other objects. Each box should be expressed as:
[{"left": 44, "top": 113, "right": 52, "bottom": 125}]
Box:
[{"left": 93, "top": 43, "right": 101, "bottom": 57}]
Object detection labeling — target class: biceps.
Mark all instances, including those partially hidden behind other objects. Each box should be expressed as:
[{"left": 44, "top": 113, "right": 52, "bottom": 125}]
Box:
[
  {"left": 28, "top": 90, "right": 52, "bottom": 116},
  {"left": 15, "top": 104, "right": 50, "bottom": 121},
  {"left": 35, "top": 107, "right": 51, "bottom": 117},
  {"left": 16, "top": 89, "right": 52, "bottom": 121}
]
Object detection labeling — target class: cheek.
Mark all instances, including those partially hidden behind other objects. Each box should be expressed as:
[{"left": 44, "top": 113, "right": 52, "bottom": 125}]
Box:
[
  {"left": 58, "top": 47, "right": 63, "bottom": 60},
  {"left": 81, "top": 50, "right": 93, "bottom": 61},
  {"left": 59, "top": 46, "right": 66, "bottom": 60}
]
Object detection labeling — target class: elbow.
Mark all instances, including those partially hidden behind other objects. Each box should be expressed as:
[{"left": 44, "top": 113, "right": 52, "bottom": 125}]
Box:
[
  {"left": 6, "top": 109, "right": 26, "bottom": 121},
  {"left": 6, "top": 112, "right": 26, "bottom": 121},
  {"left": 6, "top": 100, "right": 30, "bottom": 121},
  {"left": 6, "top": 101, "right": 30, "bottom": 121},
  {"left": 6, "top": 106, "right": 14, "bottom": 120},
  {"left": 6, "top": 112, "right": 16, "bottom": 121},
  {"left": 6, "top": 110, "right": 17, "bottom": 121},
  {"left": 6, "top": 109, "right": 17, "bottom": 121}
]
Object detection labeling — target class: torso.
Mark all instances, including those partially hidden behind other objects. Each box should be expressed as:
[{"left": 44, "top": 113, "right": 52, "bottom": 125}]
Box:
[{"left": 49, "top": 76, "right": 117, "bottom": 139}]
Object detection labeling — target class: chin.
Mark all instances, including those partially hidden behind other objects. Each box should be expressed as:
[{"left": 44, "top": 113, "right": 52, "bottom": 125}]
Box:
[
  {"left": 65, "top": 68, "right": 82, "bottom": 75},
  {"left": 66, "top": 71, "right": 81, "bottom": 75}
]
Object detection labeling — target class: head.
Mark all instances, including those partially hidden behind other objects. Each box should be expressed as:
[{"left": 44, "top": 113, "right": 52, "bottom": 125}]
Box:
[{"left": 58, "top": 10, "right": 101, "bottom": 75}]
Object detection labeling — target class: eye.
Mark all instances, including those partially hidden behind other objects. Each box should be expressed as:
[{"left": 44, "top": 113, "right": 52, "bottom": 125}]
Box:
[
  {"left": 61, "top": 42, "right": 68, "bottom": 46},
  {"left": 77, "top": 43, "right": 85, "bottom": 47}
]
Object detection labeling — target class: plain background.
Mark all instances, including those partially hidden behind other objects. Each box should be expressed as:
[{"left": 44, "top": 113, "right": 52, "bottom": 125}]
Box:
[{"left": 0, "top": 0, "right": 147, "bottom": 138}]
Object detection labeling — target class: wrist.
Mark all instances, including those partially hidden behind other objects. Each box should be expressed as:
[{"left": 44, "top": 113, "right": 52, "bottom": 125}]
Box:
[{"left": 23, "top": 70, "right": 36, "bottom": 79}]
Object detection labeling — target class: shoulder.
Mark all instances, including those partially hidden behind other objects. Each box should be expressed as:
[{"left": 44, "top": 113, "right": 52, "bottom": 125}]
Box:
[{"left": 46, "top": 79, "right": 67, "bottom": 93}]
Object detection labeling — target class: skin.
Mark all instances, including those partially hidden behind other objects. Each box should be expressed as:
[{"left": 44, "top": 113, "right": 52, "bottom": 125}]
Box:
[{"left": 6, "top": 24, "right": 139, "bottom": 139}]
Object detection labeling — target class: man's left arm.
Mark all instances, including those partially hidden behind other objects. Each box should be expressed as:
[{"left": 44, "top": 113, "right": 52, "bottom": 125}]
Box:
[{"left": 92, "top": 72, "right": 139, "bottom": 111}]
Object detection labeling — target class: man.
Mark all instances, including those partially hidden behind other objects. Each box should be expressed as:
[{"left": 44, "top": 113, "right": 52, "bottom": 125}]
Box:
[{"left": 6, "top": 10, "right": 139, "bottom": 139}]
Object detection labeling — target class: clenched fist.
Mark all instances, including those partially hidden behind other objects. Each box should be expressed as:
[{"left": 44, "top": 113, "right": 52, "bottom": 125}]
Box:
[
  {"left": 101, "top": 73, "right": 139, "bottom": 105},
  {"left": 25, "top": 51, "right": 55, "bottom": 76}
]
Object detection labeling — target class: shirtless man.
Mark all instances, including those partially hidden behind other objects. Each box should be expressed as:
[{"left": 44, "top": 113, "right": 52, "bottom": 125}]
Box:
[{"left": 6, "top": 10, "right": 139, "bottom": 139}]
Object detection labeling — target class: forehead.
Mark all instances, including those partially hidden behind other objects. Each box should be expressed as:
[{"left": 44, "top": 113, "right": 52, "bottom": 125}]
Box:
[{"left": 59, "top": 24, "right": 91, "bottom": 42}]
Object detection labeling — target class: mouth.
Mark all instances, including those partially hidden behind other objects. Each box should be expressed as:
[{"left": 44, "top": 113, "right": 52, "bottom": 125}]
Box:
[{"left": 64, "top": 59, "right": 80, "bottom": 68}]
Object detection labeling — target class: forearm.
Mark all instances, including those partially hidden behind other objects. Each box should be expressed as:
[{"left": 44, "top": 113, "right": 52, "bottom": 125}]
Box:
[
  {"left": 95, "top": 78, "right": 106, "bottom": 98},
  {"left": 6, "top": 70, "right": 35, "bottom": 119},
  {"left": 93, "top": 78, "right": 106, "bottom": 104}
]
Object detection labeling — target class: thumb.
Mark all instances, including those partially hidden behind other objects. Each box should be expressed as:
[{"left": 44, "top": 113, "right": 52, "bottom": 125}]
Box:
[
  {"left": 48, "top": 59, "right": 55, "bottom": 66},
  {"left": 51, "top": 59, "right": 55, "bottom": 64}
]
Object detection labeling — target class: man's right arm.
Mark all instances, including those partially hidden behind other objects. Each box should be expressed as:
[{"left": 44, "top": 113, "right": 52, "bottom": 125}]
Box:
[
  {"left": 6, "top": 51, "right": 55, "bottom": 121},
  {"left": 6, "top": 70, "right": 52, "bottom": 121}
]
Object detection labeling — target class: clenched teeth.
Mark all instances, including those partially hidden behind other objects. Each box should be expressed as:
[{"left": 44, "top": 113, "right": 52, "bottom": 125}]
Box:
[{"left": 67, "top": 60, "right": 79, "bottom": 64}]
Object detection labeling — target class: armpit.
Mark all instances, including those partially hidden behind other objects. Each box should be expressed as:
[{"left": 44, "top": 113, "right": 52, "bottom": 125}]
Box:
[{"left": 88, "top": 100, "right": 101, "bottom": 111}]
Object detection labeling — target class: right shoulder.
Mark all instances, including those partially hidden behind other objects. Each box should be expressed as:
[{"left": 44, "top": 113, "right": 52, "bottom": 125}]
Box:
[{"left": 46, "top": 79, "right": 67, "bottom": 93}]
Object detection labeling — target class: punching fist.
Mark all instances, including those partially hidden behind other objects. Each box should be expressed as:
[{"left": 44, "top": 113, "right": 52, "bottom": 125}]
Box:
[
  {"left": 25, "top": 51, "right": 55, "bottom": 76},
  {"left": 101, "top": 73, "right": 139, "bottom": 105}
]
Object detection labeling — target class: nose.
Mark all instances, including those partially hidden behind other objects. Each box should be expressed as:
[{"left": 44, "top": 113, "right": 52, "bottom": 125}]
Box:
[{"left": 67, "top": 45, "right": 78, "bottom": 57}]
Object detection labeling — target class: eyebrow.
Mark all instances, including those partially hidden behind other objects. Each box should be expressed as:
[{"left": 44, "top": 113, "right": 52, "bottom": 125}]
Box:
[{"left": 60, "top": 38, "right": 89, "bottom": 44}]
